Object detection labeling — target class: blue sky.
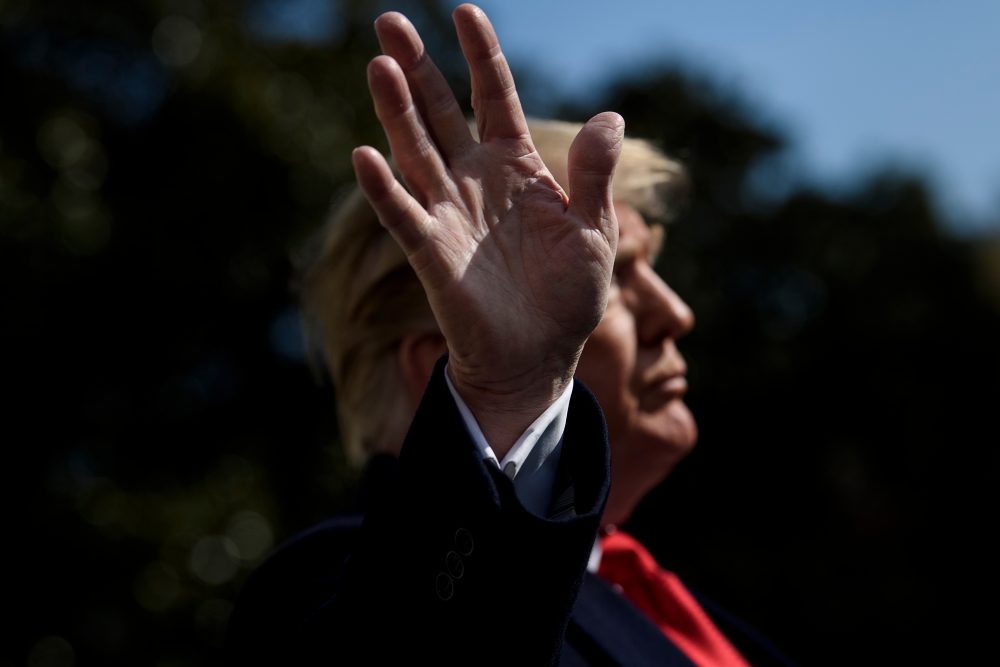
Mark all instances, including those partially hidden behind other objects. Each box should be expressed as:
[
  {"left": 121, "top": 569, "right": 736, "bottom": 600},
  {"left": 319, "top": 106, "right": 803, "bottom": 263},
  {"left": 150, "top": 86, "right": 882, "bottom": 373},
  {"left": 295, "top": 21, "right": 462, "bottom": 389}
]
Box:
[{"left": 442, "top": 0, "right": 1000, "bottom": 236}]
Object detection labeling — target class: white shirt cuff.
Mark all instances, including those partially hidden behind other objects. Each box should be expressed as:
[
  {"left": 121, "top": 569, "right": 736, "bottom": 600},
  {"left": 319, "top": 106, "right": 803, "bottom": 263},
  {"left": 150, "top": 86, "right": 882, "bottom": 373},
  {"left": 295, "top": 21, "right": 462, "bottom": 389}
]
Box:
[{"left": 444, "top": 364, "right": 573, "bottom": 516}]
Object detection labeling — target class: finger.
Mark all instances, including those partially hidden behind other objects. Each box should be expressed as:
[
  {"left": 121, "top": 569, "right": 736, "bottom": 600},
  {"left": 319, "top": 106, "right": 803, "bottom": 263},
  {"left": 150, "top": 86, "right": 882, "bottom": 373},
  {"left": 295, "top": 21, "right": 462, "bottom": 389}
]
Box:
[
  {"left": 367, "top": 55, "right": 448, "bottom": 200},
  {"left": 352, "top": 146, "right": 431, "bottom": 254},
  {"left": 567, "top": 112, "right": 625, "bottom": 243},
  {"left": 452, "top": 3, "right": 530, "bottom": 143},
  {"left": 375, "top": 12, "right": 475, "bottom": 159}
]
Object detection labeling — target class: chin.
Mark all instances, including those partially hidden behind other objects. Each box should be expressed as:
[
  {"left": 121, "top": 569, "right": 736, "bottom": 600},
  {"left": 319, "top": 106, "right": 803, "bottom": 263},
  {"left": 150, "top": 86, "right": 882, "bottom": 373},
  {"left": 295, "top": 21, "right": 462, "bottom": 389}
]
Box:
[
  {"left": 603, "top": 400, "right": 698, "bottom": 527},
  {"left": 666, "top": 400, "right": 699, "bottom": 453},
  {"left": 641, "top": 399, "right": 698, "bottom": 466}
]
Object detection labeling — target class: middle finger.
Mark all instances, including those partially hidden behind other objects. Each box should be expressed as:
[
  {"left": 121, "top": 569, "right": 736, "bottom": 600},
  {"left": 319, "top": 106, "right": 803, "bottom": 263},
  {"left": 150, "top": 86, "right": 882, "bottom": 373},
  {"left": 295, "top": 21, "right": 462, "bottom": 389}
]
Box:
[{"left": 453, "top": 4, "right": 531, "bottom": 144}]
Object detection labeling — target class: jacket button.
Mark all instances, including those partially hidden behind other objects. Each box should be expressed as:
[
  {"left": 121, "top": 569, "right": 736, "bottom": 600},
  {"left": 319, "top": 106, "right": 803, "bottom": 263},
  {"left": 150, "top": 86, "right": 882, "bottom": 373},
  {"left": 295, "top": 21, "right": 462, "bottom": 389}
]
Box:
[
  {"left": 454, "top": 528, "right": 474, "bottom": 556},
  {"left": 435, "top": 572, "right": 454, "bottom": 601},
  {"left": 446, "top": 550, "right": 464, "bottom": 579}
]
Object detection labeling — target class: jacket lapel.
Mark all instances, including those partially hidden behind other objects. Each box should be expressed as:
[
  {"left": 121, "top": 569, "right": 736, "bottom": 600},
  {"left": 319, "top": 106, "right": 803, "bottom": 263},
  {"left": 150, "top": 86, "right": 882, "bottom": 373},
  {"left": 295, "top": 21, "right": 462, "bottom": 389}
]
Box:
[{"left": 563, "top": 572, "right": 698, "bottom": 666}]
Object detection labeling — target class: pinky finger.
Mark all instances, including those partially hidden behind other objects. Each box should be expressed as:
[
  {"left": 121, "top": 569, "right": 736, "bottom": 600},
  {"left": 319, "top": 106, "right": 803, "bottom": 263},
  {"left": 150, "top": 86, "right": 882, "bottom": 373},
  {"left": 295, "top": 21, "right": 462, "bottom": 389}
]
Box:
[{"left": 352, "top": 146, "right": 431, "bottom": 254}]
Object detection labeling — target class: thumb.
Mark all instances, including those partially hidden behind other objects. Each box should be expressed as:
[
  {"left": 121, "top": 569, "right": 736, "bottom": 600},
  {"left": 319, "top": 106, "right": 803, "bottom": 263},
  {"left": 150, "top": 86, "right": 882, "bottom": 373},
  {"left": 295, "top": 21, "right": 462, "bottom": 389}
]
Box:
[{"left": 567, "top": 111, "right": 624, "bottom": 237}]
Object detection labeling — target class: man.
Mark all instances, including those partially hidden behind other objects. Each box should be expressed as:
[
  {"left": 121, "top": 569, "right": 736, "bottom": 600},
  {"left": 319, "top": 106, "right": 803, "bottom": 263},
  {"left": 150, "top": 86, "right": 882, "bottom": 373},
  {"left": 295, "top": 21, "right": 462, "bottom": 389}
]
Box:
[{"left": 227, "top": 4, "right": 792, "bottom": 665}]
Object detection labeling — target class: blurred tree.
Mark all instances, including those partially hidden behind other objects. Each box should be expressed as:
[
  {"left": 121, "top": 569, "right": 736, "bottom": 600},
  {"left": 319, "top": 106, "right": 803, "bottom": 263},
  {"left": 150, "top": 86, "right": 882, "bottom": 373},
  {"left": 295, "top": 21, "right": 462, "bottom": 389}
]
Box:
[{"left": 2, "top": 1, "right": 460, "bottom": 665}]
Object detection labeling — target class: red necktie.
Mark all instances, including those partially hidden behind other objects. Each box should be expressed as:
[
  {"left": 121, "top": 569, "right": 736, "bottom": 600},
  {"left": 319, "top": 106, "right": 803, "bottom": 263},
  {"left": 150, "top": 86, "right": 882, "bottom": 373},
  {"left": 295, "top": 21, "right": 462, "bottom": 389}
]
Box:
[{"left": 598, "top": 529, "right": 750, "bottom": 667}]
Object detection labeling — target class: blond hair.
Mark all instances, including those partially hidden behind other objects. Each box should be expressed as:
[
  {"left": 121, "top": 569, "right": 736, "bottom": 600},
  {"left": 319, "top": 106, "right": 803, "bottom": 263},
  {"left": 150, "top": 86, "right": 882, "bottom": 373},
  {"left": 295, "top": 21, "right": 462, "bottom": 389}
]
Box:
[{"left": 300, "top": 119, "right": 687, "bottom": 466}]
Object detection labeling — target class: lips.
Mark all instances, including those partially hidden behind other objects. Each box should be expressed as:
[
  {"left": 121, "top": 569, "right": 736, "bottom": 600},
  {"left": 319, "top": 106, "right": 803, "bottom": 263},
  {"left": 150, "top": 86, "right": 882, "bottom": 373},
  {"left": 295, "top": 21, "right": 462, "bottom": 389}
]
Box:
[
  {"left": 640, "top": 365, "right": 689, "bottom": 409},
  {"left": 648, "top": 373, "right": 688, "bottom": 397}
]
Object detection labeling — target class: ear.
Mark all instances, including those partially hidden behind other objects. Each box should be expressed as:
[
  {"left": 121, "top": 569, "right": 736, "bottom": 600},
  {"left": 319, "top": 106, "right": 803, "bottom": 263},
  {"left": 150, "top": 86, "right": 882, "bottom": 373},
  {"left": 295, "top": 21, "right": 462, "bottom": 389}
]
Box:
[{"left": 398, "top": 332, "right": 448, "bottom": 406}]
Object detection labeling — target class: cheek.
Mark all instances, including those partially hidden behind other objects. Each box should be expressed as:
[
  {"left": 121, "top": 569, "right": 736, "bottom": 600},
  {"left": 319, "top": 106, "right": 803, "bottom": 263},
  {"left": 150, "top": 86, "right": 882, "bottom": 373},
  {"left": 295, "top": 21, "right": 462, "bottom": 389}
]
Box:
[{"left": 576, "top": 309, "right": 638, "bottom": 435}]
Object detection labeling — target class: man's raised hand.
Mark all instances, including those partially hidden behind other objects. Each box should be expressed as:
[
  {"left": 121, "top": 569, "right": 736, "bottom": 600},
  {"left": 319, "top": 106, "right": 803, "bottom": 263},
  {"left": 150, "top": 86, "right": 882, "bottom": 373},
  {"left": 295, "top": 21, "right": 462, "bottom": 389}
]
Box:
[{"left": 352, "top": 3, "right": 623, "bottom": 456}]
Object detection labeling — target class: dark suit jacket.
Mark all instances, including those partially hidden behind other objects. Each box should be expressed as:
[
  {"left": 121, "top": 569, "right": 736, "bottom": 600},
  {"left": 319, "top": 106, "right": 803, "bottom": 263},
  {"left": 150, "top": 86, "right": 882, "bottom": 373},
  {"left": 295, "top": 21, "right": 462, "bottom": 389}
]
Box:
[{"left": 226, "top": 362, "right": 794, "bottom": 666}]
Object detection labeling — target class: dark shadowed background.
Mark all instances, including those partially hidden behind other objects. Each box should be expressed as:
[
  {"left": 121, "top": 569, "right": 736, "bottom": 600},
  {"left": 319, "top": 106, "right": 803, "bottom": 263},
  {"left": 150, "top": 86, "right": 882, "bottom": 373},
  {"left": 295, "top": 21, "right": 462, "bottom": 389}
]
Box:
[{"left": 3, "top": 1, "right": 999, "bottom": 665}]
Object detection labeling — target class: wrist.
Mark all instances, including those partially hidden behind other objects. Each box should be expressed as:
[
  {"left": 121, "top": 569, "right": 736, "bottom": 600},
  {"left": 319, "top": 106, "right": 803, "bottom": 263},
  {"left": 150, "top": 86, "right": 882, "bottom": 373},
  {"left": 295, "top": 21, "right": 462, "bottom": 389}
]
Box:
[{"left": 446, "top": 356, "right": 578, "bottom": 459}]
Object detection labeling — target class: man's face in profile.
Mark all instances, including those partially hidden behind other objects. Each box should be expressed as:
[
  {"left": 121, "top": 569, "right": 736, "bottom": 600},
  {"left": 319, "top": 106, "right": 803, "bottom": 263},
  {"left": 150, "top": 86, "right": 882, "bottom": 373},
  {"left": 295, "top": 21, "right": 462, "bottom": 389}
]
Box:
[{"left": 576, "top": 203, "right": 698, "bottom": 525}]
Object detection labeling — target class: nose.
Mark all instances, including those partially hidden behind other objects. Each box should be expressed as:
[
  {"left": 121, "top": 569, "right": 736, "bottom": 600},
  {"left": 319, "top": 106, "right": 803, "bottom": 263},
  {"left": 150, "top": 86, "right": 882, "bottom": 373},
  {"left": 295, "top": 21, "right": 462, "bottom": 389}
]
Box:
[{"left": 635, "top": 263, "right": 695, "bottom": 346}]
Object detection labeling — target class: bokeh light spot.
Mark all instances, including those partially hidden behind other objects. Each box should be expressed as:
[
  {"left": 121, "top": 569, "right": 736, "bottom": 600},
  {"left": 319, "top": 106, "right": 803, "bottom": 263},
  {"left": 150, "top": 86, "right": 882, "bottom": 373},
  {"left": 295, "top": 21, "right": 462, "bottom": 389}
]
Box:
[
  {"left": 27, "top": 636, "right": 75, "bottom": 667},
  {"left": 189, "top": 535, "right": 240, "bottom": 585},
  {"left": 225, "top": 510, "right": 273, "bottom": 562},
  {"left": 152, "top": 16, "right": 202, "bottom": 67},
  {"left": 37, "top": 115, "right": 92, "bottom": 170}
]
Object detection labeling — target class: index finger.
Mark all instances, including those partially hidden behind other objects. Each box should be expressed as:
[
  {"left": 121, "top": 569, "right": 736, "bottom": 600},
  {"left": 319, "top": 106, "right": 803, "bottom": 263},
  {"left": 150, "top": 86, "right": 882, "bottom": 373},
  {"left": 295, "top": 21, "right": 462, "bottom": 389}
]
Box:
[{"left": 453, "top": 4, "right": 530, "bottom": 143}]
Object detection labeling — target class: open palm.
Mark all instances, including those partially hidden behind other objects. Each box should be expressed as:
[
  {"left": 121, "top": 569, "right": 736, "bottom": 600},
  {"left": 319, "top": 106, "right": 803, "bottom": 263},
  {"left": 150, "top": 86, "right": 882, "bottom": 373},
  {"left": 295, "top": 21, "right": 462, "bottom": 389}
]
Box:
[{"left": 353, "top": 4, "right": 623, "bottom": 451}]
